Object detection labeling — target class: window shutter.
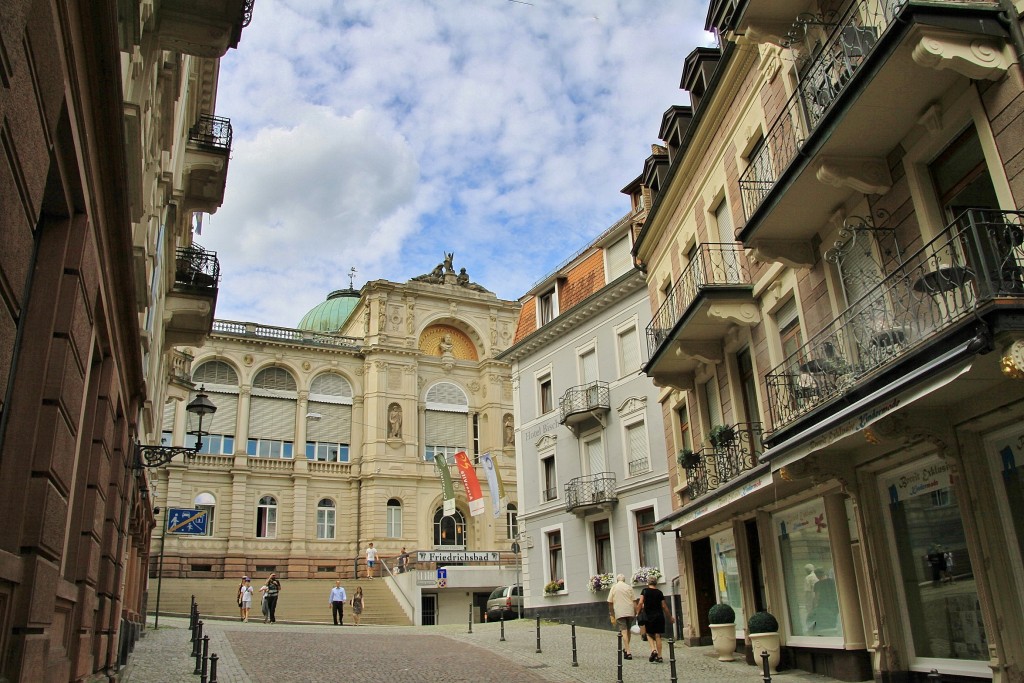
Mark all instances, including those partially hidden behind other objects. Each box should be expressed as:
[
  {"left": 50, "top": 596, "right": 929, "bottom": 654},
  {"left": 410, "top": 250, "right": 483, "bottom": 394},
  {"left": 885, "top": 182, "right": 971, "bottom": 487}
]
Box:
[
  {"left": 706, "top": 378, "right": 723, "bottom": 428},
  {"left": 775, "top": 297, "right": 798, "bottom": 329},
  {"left": 249, "top": 396, "right": 296, "bottom": 440},
  {"left": 187, "top": 390, "right": 238, "bottom": 437},
  {"left": 606, "top": 236, "right": 632, "bottom": 280},
  {"left": 627, "top": 422, "right": 648, "bottom": 462},
  {"left": 163, "top": 400, "right": 176, "bottom": 432},
  {"left": 618, "top": 328, "right": 640, "bottom": 372},
  {"left": 426, "top": 410, "right": 468, "bottom": 446},
  {"left": 307, "top": 401, "right": 352, "bottom": 443},
  {"left": 581, "top": 350, "right": 598, "bottom": 384}
]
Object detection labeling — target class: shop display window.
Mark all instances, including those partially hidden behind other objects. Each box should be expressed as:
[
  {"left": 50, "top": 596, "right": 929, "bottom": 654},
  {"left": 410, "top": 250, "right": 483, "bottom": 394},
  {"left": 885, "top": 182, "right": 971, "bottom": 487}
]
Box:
[
  {"left": 774, "top": 498, "right": 843, "bottom": 639},
  {"left": 710, "top": 529, "right": 744, "bottom": 631},
  {"left": 881, "top": 457, "right": 987, "bottom": 662},
  {"left": 992, "top": 434, "right": 1024, "bottom": 575}
]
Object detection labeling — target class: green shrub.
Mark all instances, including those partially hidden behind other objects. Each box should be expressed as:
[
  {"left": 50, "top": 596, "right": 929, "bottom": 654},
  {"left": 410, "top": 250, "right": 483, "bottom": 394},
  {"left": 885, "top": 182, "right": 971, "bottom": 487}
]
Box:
[
  {"left": 708, "top": 602, "right": 735, "bottom": 625},
  {"left": 747, "top": 611, "right": 779, "bottom": 633}
]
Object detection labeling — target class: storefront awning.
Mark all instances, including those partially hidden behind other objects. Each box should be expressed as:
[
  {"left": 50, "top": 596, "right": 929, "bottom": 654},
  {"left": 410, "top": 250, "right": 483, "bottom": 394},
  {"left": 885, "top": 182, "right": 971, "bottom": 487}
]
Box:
[{"left": 763, "top": 341, "right": 975, "bottom": 474}]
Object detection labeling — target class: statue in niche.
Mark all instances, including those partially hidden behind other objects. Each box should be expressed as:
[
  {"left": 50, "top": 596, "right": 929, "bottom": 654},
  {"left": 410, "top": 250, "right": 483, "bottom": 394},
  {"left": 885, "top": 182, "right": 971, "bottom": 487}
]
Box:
[
  {"left": 388, "top": 403, "right": 403, "bottom": 439},
  {"left": 504, "top": 414, "right": 514, "bottom": 446},
  {"left": 440, "top": 333, "right": 454, "bottom": 357}
]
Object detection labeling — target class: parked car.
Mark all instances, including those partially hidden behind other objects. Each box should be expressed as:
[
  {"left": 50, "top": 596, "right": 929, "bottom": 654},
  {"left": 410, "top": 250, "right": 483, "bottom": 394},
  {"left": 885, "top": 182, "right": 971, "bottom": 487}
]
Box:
[{"left": 486, "top": 584, "right": 523, "bottom": 621}]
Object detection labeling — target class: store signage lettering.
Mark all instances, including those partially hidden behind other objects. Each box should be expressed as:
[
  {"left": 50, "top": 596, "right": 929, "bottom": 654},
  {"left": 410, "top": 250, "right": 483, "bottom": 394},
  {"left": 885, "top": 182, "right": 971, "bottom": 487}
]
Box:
[
  {"left": 680, "top": 472, "right": 772, "bottom": 525},
  {"left": 802, "top": 397, "right": 902, "bottom": 453},
  {"left": 885, "top": 461, "right": 950, "bottom": 503}
]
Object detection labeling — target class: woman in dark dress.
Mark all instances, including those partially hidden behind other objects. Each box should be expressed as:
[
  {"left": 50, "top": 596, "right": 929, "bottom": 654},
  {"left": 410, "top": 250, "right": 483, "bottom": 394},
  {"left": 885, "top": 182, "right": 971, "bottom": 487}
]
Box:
[{"left": 636, "top": 578, "right": 675, "bottom": 662}]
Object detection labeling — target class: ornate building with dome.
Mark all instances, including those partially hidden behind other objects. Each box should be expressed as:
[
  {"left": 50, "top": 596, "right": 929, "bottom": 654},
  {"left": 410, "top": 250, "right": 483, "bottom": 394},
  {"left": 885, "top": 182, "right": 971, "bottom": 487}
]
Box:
[{"left": 151, "top": 258, "right": 521, "bottom": 596}]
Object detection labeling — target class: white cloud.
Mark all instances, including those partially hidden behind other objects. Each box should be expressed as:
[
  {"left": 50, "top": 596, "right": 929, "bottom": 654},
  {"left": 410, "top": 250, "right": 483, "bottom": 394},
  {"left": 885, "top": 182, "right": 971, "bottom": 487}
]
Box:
[{"left": 210, "top": 1, "right": 713, "bottom": 326}]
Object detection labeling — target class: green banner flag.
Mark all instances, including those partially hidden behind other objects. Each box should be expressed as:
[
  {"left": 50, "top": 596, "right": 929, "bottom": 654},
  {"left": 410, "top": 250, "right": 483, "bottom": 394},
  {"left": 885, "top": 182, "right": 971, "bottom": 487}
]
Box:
[{"left": 434, "top": 453, "right": 456, "bottom": 516}]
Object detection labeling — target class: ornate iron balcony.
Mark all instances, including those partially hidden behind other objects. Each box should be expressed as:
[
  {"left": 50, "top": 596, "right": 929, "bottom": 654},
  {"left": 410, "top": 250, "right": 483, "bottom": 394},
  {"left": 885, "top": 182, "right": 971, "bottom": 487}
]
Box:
[
  {"left": 765, "top": 209, "right": 1024, "bottom": 432},
  {"left": 646, "top": 243, "right": 752, "bottom": 357},
  {"left": 683, "top": 423, "right": 763, "bottom": 499},
  {"left": 188, "top": 114, "right": 233, "bottom": 152},
  {"left": 739, "top": 0, "right": 903, "bottom": 220},
  {"left": 558, "top": 381, "right": 610, "bottom": 425},
  {"left": 565, "top": 473, "right": 617, "bottom": 513},
  {"left": 174, "top": 244, "right": 220, "bottom": 291}
]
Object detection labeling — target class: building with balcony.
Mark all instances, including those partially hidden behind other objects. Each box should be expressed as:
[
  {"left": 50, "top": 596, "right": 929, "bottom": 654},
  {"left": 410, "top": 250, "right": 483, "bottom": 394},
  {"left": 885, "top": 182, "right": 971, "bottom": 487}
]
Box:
[
  {"left": 0, "top": 0, "right": 248, "bottom": 678},
  {"left": 634, "top": 1, "right": 1024, "bottom": 681},
  {"left": 149, "top": 260, "right": 521, "bottom": 625},
  {"left": 498, "top": 209, "right": 678, "bottom": 628}
]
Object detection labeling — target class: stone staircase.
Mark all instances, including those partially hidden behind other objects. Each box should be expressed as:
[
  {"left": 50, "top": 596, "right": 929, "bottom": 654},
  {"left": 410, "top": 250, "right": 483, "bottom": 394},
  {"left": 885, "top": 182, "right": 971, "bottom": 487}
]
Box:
[{"left": 151, "top": 578, "right": 412, "bottom": 626}]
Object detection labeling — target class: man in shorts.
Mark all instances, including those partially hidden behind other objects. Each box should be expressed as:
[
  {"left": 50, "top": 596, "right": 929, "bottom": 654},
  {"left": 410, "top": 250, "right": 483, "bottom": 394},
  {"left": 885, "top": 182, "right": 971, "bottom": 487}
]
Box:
[
  {"left": 607, "top": 573, "right": 636, "bottom": 659},
  {"left": 365, "top": 542, "right": 378, "bottom": 579}
]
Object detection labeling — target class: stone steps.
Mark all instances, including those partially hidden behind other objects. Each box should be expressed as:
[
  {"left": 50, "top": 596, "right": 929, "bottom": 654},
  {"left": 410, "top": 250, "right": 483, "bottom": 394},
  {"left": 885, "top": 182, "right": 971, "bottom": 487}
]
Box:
[{"left": 153, "top": 577, "right": 412, "bottom": 625}]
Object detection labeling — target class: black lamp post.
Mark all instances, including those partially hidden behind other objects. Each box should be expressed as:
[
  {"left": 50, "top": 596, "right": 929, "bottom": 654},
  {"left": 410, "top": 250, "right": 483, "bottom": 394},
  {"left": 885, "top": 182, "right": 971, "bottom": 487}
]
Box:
[{"left": 135, "top": 388, "right": 218, "bottom": 469}]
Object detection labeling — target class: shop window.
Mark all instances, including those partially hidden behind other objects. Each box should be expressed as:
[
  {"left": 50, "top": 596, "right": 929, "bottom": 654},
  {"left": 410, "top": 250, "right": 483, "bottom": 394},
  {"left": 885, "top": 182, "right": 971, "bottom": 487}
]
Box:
[
  {"left": 882, "top": 458, "right": 986, "bottom": 661},
  {"left": 774, "top": 498, "right": 842, "bottom": 639},
  {"left": 711, "top": 529, "right": 745, "bottom": 631}
]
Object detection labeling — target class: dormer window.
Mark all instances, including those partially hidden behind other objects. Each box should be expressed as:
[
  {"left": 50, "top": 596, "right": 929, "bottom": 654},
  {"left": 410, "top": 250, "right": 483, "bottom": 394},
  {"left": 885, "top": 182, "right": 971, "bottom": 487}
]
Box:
[{"left": 538, "top": 289, "right": 557, "bottom": 326}]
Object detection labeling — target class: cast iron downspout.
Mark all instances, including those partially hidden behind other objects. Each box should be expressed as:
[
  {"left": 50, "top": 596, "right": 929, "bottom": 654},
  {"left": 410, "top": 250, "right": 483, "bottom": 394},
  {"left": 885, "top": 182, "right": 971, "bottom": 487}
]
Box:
[{"left": 999, "top": 0, "right": 1024, "bottom": 74}]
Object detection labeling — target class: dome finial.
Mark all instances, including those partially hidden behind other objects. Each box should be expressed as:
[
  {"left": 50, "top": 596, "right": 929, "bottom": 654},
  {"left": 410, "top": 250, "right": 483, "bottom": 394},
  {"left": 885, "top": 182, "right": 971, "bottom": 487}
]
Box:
[{"left": 348, "top": 266, "right": 357, "bottom": 290}]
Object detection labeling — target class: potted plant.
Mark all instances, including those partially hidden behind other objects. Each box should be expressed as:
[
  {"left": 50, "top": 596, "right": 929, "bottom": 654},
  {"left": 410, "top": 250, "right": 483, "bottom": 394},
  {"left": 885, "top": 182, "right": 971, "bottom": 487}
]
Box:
[
  {"left": 588, "top": 573, "right": 614, "bottom": 593},
  {"left": 543, "top": 578, "right": 565, "bottom": 595},
  {"left": 631, "top": 566, "right": 663, "bottom": 585},
  {"left": 709, "top": 424, "right": 736, "bottom": 448},
  {"left": 676, "top": 448, "right": 698, "bottom": 468},
  {"left": 747, "top": 611, "right": 781, "bottom": 673},
  {"left": 708, "top": 603, "right": 737, "bottom": 661}
]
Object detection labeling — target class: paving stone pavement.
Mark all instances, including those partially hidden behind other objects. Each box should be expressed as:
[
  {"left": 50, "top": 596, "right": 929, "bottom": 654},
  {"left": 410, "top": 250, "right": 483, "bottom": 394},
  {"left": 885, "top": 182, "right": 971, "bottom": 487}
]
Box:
[{"left": 121, "top": 616, "right": 850, "bottom": 683}]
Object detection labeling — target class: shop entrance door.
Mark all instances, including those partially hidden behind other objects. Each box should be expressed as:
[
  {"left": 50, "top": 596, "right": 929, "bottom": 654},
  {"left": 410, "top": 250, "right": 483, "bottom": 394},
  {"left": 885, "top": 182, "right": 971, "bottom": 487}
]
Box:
[
  {"left": 745, "top": 518, "right": 767, "bottom": 612},
  {"left": 691, "top": 537, "right": 715, "bottom": 644}
]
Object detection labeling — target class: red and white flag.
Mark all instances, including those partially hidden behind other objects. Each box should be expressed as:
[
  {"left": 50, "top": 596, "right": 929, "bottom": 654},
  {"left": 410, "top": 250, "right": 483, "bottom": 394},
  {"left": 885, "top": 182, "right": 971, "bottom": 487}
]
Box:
[{"left": 454, "top": 451, "right": 485, "bottom": 516}]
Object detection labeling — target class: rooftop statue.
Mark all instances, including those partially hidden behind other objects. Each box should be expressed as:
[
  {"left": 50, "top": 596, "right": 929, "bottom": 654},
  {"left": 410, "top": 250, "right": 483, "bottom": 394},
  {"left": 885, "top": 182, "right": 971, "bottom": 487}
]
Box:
[{"left": 411, "top": 253, "right": 491, "bottom": 293}]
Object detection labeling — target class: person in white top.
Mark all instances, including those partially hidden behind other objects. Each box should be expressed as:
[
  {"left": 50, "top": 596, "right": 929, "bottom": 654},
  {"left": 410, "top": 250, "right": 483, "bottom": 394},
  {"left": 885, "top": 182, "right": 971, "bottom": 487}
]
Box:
[
  {"left": 365, "top": 542, "right": 379, "bottom": 579},
  {"left": 237, "top": 577, "right": 254, "bottom": 622},
  {"left": 329, "top": 580, "right": 347, "bottom": 625},
  {"left": 607, "top": 574, "right": 637, "bottom": 660}
]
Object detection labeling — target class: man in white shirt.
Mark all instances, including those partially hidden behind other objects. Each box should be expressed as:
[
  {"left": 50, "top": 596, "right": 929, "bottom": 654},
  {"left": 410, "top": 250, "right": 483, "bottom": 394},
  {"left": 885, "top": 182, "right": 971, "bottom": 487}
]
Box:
[
  {"left": 365, "top": 542, "right": 378, "bottom": 579},
  {"left": 329, "top": 580, "right": 347, "bottom": 625},
  {"left": 607, "top": 574, "right": 636, "bottom": 660}
]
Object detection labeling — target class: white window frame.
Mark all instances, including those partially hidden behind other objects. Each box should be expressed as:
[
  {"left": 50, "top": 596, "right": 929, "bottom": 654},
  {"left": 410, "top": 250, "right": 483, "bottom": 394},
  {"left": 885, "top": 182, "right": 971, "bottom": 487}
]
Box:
[
  {"left": 256, "top": 495, "right": 278, "bottom": 539},
  {"left": 537, "top": 288, "right": 558, "bottom": 326},
  {"left": 541, "top": 522, "right": 566, "bottom": 589},
  {"left": 194, "top": 492, "right": 216, "bottom": 537},
  {"left": 540, "top": 449, "right": 558, "bottom": 503},
  {"left": 534, "top": 365, "right": 554, "bottom": 417},
  {"left": 386, "top": 499, "right": 403, "bottom": 538},
  {"left": 316, "top": 499, "right": 336, "bottom": 540},
  {"left": 588, "top": 514, "right": 614, "bottom": 577},
  {"left": 614, "top": 317, "right": 641, "bottom": 379},
  {"left": 506, "top": 503, "right": 519, "bottom": 539},
  {"left": 624, "top": 416, "right": 651, "bottom": 477},
  {"left": 626, "top": 499, "right": 664, "bottom": 580}
]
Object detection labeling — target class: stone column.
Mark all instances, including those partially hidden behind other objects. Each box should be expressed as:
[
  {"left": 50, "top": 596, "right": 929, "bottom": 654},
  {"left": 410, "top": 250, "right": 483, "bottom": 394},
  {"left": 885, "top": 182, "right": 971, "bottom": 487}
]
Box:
[
  {"left": 236, "top": 385, "right": 252, "bottom": 449},
  {"left": 295, "top": 391, "right": 309, "bottom": 455},
  {"left": 824, "top": 492, "right": 866, "bottom": 648}
]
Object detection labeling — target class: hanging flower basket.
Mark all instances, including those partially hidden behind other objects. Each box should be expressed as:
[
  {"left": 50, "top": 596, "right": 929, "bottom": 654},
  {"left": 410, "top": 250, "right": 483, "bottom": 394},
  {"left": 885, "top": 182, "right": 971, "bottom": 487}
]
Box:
[{"left": 588, "top": 573, "right": 614, "bottom": 593}]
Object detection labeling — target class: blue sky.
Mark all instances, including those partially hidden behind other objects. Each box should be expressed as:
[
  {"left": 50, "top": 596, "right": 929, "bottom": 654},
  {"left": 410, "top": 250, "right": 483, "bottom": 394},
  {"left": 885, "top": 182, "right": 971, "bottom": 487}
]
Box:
[{"left": 203, "top": 0, "right": 714, "bottom": 328}]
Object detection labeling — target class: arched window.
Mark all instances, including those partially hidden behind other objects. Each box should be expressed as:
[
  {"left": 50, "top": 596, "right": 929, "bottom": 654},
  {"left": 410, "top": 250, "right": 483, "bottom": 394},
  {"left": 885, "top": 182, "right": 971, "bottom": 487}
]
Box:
[
  {"left": 248, "top": 367, "right": 298, "bottom": 459},
  {"left": 306, "top": 373, "right": 354, "bottom": 462},
  {"left": 424, "top": 381, "right": 469, "bottom": 462},
  {"left": 256, "top": 495, "right": 277, "bottom": 538},
  {"left": 386, "top": 499, "right": 402, "bottom": 538},
  {"left": 433, "top": 508, "right": 466, "bottom": 547},
  {"left": 506, "top": 503, "right": 518, "bottom": 539},
  {"left": 180, "top": 360, "right": 239, "bottom": 455},
  {"left": 316, "top": 499, "right": 335, "bottom": 540},
  {"left": 194, "top": 492, "right": 216, "bottom": 537}
]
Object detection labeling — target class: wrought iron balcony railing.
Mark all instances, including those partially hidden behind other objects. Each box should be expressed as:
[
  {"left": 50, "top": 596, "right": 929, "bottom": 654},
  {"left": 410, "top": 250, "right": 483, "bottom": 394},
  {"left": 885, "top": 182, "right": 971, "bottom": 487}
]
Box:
[
  {"left": 683, "top": 423, "right": 763, "bottom": 499},
  {"left": 766, "top": 209, "right": 1024, "bottom": 431},
  {"left": 558, "top": 381, "right": 610, "bottom": 424},
  {"left": 188, "top": 114, "right": 233, "bottom": 152},
  {"left": 646, "top": 243, "right": 752, "bottom": 358},
  {"left": 242, "top": 0, "right": 255, "bottom": 27},
  {"left": 565, "top": 473, "right": 617, "bottom": 512},
  {"left": 173, "top": 244, "right": 220, "bottom": 291},
  {"left": 739, "top": 0, "right": 904, "bottom": 220}
]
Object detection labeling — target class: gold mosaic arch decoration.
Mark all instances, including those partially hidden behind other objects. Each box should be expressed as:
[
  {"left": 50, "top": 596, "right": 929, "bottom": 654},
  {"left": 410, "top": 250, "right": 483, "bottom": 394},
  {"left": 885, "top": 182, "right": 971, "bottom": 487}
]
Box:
[{"left": 419, "top": 324, "right": 478, "bottom": 361}]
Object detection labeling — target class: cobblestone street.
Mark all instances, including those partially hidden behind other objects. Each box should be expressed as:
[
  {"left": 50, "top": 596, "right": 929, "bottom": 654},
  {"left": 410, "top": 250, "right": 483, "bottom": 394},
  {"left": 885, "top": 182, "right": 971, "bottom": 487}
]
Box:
[{"left": 122, "top": 616, "right": 849, "bottom": 683}]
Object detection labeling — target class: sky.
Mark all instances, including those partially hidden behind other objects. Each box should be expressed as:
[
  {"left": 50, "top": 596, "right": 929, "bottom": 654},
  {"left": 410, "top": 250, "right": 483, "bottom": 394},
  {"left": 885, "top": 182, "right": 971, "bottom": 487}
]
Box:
[{"left": 203, "top": 0, "right": 714, "bottom": 328}]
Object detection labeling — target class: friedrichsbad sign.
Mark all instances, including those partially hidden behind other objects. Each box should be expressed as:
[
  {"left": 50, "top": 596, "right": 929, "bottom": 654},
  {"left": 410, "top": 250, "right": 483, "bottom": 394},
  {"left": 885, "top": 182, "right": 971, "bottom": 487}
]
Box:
[{"left": 417, "top": 550, "right": 500, "bottom": 563}]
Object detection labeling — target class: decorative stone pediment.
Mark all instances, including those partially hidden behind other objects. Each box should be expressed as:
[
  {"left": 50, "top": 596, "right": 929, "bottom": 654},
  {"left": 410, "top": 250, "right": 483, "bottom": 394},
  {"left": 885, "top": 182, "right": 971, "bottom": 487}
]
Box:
[
  {"left": 816, "top": 157, "right": 892, "bottom": 195},
  {"left": 676, "top": 340, "right": 723, "bottom": 365},
  {"left": 536, "top": 434, "right": 557, "bottom": 451},
  {"left": 910, "top": 25, "right": 1014, "bottom": 81},
  {"left": 616, "top": 396, "right": 647, "bottom": 416},
  {"left": 749, "top": 239, "right": 816, "bottom": 268},
  {"left": 707, "top": 302, "right": 760, "bottom": 327}
]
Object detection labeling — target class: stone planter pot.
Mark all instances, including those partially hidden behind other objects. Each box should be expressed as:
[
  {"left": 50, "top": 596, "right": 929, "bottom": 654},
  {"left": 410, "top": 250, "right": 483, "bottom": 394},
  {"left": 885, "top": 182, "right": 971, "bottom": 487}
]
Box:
[
  {"left": 749, "top": 632, "right": 781, "bottom": 673},
  {"left": 710, "top": 623, "right": 737, "bottom": 662}
]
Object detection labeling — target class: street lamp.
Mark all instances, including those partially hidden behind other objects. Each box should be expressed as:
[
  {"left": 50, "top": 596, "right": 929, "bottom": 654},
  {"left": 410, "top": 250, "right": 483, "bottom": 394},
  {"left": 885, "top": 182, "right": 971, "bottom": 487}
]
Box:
[{"left": 134, "top": 388, "right": 218, "bottom": 469}]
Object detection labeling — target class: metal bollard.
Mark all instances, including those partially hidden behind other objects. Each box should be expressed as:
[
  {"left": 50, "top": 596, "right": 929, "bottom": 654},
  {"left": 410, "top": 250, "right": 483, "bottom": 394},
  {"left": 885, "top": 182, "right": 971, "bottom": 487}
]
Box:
[
  {"left": 199, "top": 635, "right": 209, "bottom": 682},
  {"left": 535, "top": 613, "right": 542, "bottom": 653},
  {"left": 761, "top": 649, "right": 772, "bottom": 683},
  {"left": 192, "top": 620, "right": 203, "bottom": 659},
  {"left": 927, "top": 670, "right": 942, "bottom": 681},
  {"left": 570, "top": 622, "right": 578, "bottom": 667},
  {"left": 668, "top": 638, "right": 678, "bottom": 683},
  {"left": 193, "top": 625, "right": 204, "bottom": 675},
  {"left": 616, "top": 632, "right": 623, "bottom": 683},
  {"left": 189, "top": 595, "right": 196, "bottom": 629},
  {"left": 190, "top": 606, "right": 198, "bottom": 643},
  {"left": 499, "top": 611, "right": 505, "bottom": 642},
  {"left": 209, "top": 653, "right": 218, "bottom": 683}
]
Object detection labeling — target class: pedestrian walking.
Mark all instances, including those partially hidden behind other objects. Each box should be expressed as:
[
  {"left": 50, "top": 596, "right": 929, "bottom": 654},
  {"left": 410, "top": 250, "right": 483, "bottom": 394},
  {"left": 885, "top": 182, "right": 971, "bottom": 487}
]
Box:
[
  {"left": 329, "top": 580, "right": 347, "bottom": 625},
  {"left": 351, "top": 586, "right": 364, "bottom": 626},
  {"left": 636, "top": 577, "right": 674, "bottom": 663},
  {"left": 263, "top": 573, "right": 281, "bottom": 623},
  {"left": 607, "top": 573, "right": 636, "bottom": 660},
  {"left": 365, "top": 542, "right": 378, "bottom": 579},
  {"left": 238, "top": 577, "right": 253, "bottom": 622},
  {"left": 396, "top": 546, "right": 410, "bottom": 574}
]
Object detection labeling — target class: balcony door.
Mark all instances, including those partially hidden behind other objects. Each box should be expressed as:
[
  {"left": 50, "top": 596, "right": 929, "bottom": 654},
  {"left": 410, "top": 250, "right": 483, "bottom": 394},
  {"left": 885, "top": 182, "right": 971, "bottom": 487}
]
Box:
[
  {"left": 580, "top": 349, "right": 599, "bottom": 406},
  {"left": 713, "top": 199, "right": 742, "bottom": 284},
  {"left": 583, "top": 433, "right": 605, "bottom": 476}
]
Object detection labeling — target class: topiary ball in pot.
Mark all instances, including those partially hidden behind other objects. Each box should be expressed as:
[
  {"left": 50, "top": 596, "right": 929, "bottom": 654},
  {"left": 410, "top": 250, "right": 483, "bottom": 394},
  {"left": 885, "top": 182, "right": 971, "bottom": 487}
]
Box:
[
  {"left": 708, "top": 602, "right": 736, "bottom": 625},
  {"left": 748, "top": 611, "right": 779, "bottom": 633}
]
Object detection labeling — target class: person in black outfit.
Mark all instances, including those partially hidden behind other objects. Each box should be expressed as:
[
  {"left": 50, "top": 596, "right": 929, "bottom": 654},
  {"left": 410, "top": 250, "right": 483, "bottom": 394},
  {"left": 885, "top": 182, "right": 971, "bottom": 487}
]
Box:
[
  {"left": 263, "top": 574, "right": 281, "bottom": 623},
  {"left": 636, "top": 578, "right": 675, "bottom": 663}
]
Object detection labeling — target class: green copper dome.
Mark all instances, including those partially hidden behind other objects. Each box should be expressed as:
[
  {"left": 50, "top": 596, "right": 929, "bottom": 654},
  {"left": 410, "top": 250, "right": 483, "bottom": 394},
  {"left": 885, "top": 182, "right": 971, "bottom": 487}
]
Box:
[{"left": 298, "top": 288, "right": 360, "bottom": 333}]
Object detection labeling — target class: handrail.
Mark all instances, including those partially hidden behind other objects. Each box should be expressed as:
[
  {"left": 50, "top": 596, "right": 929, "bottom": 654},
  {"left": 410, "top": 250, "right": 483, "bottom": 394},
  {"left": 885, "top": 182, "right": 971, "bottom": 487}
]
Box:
[{"left": 379, "top": 559, "right": 416, "bottom": 623}]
